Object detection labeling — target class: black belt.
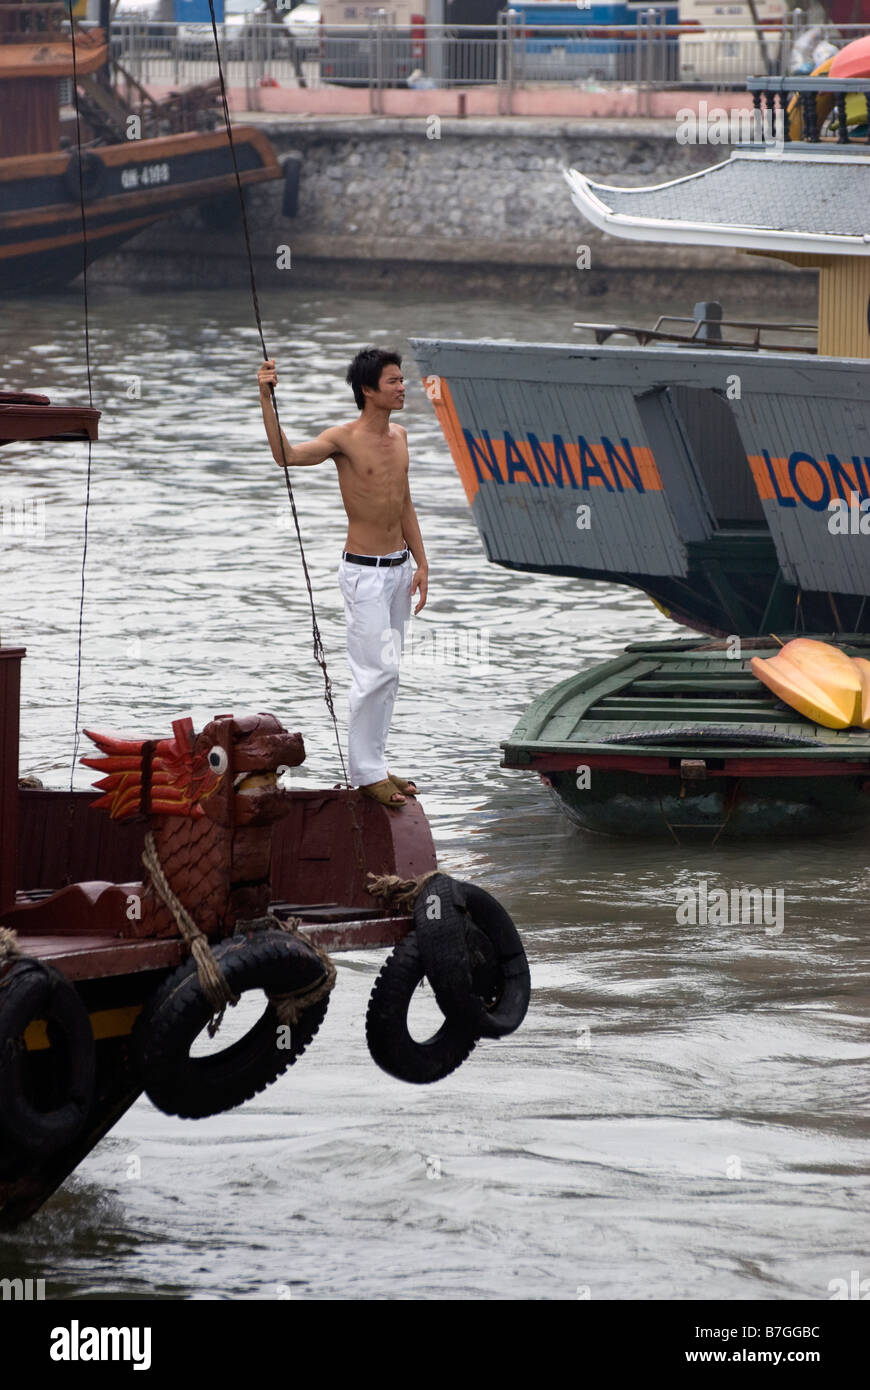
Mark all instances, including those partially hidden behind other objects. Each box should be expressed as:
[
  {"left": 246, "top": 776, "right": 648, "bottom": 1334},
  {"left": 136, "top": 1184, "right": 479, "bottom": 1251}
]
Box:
[{"left": 342, "top": 549, "right": 409, "bottom": 567}]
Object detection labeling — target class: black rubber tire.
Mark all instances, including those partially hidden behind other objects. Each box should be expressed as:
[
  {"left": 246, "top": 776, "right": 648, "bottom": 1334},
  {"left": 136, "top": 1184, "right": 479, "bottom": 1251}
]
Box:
[
  {"left": 365, "top": 930, "right": 477, "bottom": 1084},
  {"left": 454, "top": 879, "right": 531, "bottom": 1039},
  {"left": 601, "top": 726, "right": 824, "bottom": 748},
  {"left": 63, "top": 150, "right": 106, "bottom": 203},
  {"left": 414, "top": 874, "right": 530, "bottom": 1040},
  {"left": 134, "top": 929, "right": 329, "bottom": 1119},
  {"left": 0, "top": 959, "right": 95, "bottom": 1156}
]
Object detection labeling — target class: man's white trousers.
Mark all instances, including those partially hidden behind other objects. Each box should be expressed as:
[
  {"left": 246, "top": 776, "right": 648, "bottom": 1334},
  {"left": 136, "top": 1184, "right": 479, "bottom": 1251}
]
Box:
[{"left": 338, "top": 550, "right": 412, "bottom": 788}]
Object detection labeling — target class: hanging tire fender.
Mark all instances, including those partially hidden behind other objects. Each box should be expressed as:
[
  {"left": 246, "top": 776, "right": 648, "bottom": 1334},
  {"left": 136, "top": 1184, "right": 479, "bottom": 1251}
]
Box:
[
  {"left": 365, "top": 930, "right": 477, "bottom": 1085},
  {"left": 455, "top": 879, "right": 530, "bottom": 1039},
  {"left": 134, "top": 927, "right": 331, "bottom": 1119},
  {"left": 0, "top": 959, "right": 96, "bottom": 1156},
  {"left": 413, "top": 873, "right": 530, "bottom": 1040},
  {"left": 63, "top": 150, "right": 107, "bottom": 203}
]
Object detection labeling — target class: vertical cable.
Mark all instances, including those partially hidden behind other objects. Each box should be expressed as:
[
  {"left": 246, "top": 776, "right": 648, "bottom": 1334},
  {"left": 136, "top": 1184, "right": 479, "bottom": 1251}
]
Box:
[{"left": 67, "top": 3, "right": 94, "bottom": 799}]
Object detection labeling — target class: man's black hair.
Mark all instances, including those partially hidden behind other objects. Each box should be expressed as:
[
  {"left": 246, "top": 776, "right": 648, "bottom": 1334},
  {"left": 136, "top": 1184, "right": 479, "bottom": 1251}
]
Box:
[{"left": 346, "top": 347, "right": 402, "bottom": 411}]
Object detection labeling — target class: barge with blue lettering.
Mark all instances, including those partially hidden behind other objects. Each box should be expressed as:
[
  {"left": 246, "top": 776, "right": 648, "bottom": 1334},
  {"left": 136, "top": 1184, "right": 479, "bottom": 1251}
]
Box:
[{"left": 412, "top": 69, "right": 870, "bottom": 839}]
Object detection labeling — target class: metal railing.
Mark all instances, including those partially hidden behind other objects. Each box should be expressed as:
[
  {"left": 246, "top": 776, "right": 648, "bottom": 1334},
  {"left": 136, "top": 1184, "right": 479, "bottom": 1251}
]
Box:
[
  {"left": 0, "top": 2, "right": 69, "bottom": 41},
  {"left": 97, "top": 14, "right": 870, "bottom": 100},
  {"left": 747, "top": 74, "right": 870, "bottom": 145}
]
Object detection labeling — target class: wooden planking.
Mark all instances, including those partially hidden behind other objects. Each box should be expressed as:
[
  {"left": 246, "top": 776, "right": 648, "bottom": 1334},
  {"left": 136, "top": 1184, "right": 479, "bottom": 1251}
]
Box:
[
  {"left": 17, "top": 790, "right": 144, "bottom": 891},
  {"left": 14, "top": 914, "right": 414, "bottom": 980},
  {"left": 817, "top": 257, "right": 870, "bottom": 359},
  {"left": 732, "top": 381, "right": 870, "bottom": 597},
  {"left": 535, "top": 660, "right": 658, "bottom": 740},
  {"left": 636, "top": 676, "right": 764, "bottom": 692},
  {"left": 411, "top": 336, "right": 870, "bottom": 602},
  {"left": 437, "top": 359, "right": 690, "bottom": 580},
  {"left": 0, "top": 79, "right": 59, "bottom": 159},
  {"left": 669, "top": 384, "right": 766, "bottom": 525},
  {"left": 506, "top": 636, "right": 870, "bottom": 755},
  {"left": 508, "top": 652, "right": 641, "bottom": 743},
  {"left": 588, "top": 702, "right": 784, "bottom": 723}
]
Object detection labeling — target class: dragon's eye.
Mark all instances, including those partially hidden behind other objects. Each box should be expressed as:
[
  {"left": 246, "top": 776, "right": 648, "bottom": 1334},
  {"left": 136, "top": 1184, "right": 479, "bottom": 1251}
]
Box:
[{"left": 208, "top": 746, "right": 228, "bottom": 775}]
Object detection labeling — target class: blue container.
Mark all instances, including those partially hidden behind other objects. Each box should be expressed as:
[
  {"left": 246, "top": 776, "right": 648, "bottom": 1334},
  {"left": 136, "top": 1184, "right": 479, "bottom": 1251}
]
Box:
[
  {"left": 173, "top": 0, "right": 225, "bottom": 21},
  {"left": 512, "top": 1, "right": 679, "bottom": 81}
]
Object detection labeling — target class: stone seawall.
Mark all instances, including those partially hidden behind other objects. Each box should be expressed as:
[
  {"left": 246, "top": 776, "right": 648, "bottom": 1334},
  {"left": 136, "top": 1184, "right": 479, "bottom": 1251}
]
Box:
[{"left": 97, "top": 116, "right": 815, "bottom": 308}]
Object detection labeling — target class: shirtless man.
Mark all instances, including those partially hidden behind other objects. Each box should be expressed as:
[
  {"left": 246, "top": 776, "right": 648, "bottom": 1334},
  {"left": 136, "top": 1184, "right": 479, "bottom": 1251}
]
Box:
[{"left": 257, "top": 346, "right": 428, "bottom": 808}]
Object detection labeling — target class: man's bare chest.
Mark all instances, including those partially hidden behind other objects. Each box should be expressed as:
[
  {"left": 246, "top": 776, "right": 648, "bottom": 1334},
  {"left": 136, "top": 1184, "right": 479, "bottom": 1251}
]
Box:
[{"left": 336, "top": 448, "right": 407, "bottom": 487}]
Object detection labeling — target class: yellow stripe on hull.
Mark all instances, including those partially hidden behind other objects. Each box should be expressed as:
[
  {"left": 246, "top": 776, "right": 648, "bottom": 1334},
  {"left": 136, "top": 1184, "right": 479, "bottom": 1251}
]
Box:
[{"left": 24, "top": 1004, "right": 142, "bottom": 1051}]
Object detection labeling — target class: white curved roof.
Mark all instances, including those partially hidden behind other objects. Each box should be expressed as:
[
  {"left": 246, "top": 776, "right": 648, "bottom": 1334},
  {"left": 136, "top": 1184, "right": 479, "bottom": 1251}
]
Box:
[{"left": 565, "top": 148, "right": 870, "bottom": 256}]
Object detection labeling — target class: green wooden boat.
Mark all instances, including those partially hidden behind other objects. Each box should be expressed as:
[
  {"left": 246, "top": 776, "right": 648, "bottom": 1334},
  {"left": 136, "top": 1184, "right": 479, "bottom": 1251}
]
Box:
[{"left": 502, "top": 635, "right": 870, "bottom": 841}]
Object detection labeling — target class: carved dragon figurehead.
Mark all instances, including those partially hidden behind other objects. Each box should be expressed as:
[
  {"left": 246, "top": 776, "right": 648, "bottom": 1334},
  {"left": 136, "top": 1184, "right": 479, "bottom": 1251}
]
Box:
[{"left": 81, "top": 713, "right": 305, "bottom": 938}]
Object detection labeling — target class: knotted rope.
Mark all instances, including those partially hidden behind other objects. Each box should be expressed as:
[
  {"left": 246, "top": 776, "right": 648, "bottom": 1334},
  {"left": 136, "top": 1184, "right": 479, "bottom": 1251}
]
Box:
[
  {"left": 0, "top": 927, "right": 22, "bottom": 976},
  {"left": 235, "top": 912, "right": 337, "bottom": 1027},
  {"left": 366, "top": 869, "right": 441, "bottom": 913},
  {"left": 142, "top": 831, "right": 239, "bottom": 1025},
  {"left": 141, "top": 835, "right": 337, "bottom": 1034}
]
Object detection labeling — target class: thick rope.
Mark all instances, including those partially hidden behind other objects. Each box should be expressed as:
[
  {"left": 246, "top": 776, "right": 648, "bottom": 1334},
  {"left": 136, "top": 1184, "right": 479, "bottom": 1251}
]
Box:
[
  {"left": 142, "top": 831, "right": 239, "bottom": 1026},
  {"left": 366, "top": 869, "right": 441, "bottom": 914},
  {"left": 0, "top": 927, "right": 22, "bottom": 973},
  {"left": 141, "top": 836, "right": 338, "bottom": 1033},
  {"left": 233, "top": 912, "right": 337, "bottom": 1026}
]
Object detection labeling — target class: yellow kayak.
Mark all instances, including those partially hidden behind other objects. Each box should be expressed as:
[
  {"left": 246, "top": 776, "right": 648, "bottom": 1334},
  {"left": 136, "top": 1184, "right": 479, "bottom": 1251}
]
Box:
[
  {"left": 750, "top": 639, "right": 863, "bottom": 729},
  {"left": 852, "top": 656, "right": 870, "bottom": 729}
]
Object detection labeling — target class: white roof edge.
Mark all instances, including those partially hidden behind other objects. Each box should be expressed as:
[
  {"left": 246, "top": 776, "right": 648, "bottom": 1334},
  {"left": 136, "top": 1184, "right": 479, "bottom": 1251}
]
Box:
[
  {"left": 563, "top": 167, "right": 870, "bottom": 257},
  {"left": 732, "top": 147, "right": 870, "bottom": 164},
  {"left": 563, "top": 157, "right": 734, "bottom": 199}
]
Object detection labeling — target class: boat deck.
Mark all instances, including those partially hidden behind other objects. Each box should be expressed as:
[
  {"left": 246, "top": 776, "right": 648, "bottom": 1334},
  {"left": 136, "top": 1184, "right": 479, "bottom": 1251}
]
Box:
[
  {"left": 11, "top": 908, "right": 411, "bottom": 981},
  {"left": 504, "top": 636, "right": 870, "bottom": 769}
]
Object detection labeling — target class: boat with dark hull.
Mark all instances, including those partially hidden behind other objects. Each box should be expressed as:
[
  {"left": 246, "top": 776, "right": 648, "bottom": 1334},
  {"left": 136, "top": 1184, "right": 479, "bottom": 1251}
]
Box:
[
  {"left": 0, "top": 1, "right": 284, "bottom": 293},
  {"left": 0, "top": 390, "right": 529, "bottom": 1227},
  {"left": 504, "top": 635, "right": 870, "bottom": 840},
  {"left": 411, "top": 337, "right": 870, "bottom": 640},
  {"left": 412, "top": 64, "right": 870, "bottom": 838}
]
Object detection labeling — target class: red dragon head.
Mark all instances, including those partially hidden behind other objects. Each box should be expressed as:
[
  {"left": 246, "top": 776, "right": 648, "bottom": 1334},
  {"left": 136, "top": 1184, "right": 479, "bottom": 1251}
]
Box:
[
  {"left": 81, "top": 712, "right": 305, "bottom": 828},
  {"left": 80, "top": 713, "right": 306, "bottom": 937}
]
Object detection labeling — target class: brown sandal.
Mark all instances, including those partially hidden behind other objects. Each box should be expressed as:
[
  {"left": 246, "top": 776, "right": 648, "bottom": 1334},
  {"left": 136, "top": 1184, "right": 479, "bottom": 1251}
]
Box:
[
  {"left": 361, "top": 778, "right": 406, "bottom": 809},
  {"left": 388, "top": 772, "right": 418, "bottom": 796}
]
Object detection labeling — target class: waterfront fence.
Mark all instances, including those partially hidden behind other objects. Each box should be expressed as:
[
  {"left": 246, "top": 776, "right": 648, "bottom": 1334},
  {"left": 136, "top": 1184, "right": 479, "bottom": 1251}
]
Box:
[{"left": 97, "top": 12, "right": 870, "bottom": 102}]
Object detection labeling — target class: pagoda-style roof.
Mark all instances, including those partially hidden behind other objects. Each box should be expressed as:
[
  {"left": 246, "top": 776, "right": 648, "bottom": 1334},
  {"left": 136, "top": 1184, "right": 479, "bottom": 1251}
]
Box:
[
  {"left": 0, "top": 391, "right": 100, "bottom": 446},
  {"left": 565, "top": 147, "right": 870, "bottom": 258}
]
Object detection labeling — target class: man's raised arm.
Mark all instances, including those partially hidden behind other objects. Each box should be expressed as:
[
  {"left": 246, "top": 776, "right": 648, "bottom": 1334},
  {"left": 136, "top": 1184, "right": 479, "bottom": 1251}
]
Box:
[{"left": 257, "top": 358, "right": 339, "bottom": 468}]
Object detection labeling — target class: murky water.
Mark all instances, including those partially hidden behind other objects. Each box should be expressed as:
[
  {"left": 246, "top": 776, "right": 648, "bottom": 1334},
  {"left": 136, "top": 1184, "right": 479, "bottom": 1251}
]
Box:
[{"left": 0, "top": 284, "right": 867, "bottom": 1300}]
